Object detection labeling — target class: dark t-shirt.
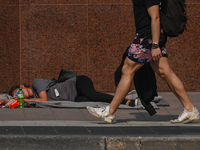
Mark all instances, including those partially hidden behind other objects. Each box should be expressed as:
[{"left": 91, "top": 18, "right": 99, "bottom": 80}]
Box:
[
  {"left": 31, "top": 77, "right": 77, "bottom": 101},
  {"left": 31, "top": 79, "right": 51, "bottom": 98},
  {"left": 132, "top": 0, "right": 160, "bottom": 34}
]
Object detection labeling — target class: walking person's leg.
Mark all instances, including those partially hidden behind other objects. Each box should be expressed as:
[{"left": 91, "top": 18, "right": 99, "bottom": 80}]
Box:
[
  {"left": 87, "top": 58, "right": 143, "bottom": 123},
  {"left": 108, "top": 58, "right": 144, "bottom": 115},
  {"left": 150, "top": 57, "right": 199, "bottom": 123}
]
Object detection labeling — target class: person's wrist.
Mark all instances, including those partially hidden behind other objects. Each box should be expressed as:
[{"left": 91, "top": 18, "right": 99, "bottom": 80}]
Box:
[{"left": 152, "top": 43, "right": 159, "bottom": 49}]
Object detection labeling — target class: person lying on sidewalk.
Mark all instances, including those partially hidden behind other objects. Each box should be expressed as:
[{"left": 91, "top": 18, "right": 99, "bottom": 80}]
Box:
[{"left": 0, "top": 75, "right": 137, "bottom": 107}]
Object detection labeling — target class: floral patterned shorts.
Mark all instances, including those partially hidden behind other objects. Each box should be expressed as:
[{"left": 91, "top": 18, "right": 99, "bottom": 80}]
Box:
[{"left": 128, "top": 30, "right": 168, "bottom": 63}]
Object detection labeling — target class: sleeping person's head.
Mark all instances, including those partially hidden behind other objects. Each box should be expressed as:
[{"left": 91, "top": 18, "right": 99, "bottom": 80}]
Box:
[{"left": 9, "top": 85, "right": 31, "bottom": 99}]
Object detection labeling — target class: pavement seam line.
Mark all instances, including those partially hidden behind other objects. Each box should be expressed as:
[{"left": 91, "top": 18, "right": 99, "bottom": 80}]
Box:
[{"left": 104, "top": 136, "right": 107, "bottom": 150}]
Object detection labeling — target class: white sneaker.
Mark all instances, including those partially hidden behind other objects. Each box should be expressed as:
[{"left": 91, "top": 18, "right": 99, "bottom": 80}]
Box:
[
  {"left": 170, "top": 107, "right": 200, "bottom": 124},
  {"left": 86, "top": 106, "right": 115, "bottom": 124}
]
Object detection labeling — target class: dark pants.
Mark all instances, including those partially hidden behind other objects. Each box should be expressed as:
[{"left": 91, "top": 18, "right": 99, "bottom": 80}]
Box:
[{"left": 75, "top": 76, "right": 127, "bottom": 104}]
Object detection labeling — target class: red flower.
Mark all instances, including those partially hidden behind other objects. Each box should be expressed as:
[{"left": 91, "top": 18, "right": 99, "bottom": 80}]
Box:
[{"left": 139, "top": 52, "right": 146, "bottom": 60}]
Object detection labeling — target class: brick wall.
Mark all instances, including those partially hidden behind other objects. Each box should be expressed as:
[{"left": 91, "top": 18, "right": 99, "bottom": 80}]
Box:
[{"left": 0, "top": 0, "right": 199, "bottom": 93}]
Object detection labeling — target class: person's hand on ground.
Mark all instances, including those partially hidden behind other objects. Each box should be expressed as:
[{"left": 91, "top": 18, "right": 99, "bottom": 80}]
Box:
[
  {"left": 0, "top": 100, "right": 5, "bottom": 108},
  {"left": 125, "top": 97, "right": 131, "bottom": 105}
]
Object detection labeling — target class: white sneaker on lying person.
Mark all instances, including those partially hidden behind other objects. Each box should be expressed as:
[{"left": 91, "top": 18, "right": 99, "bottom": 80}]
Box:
[
  {"left": 170, "top": 107, "right": 200, "bottom": 124},
  {"left": 86, "top": 105, "right": 115, "bottom": 124}
]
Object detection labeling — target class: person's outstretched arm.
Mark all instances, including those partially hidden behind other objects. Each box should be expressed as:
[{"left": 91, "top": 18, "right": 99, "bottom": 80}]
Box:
[
  {"left": 0, "top": 99, "right": 13, "bottom": 107},
  {"left": 24, "top": 90, "right": 48, "bottom": 102},
  {"left": 0, "top": 90, "right": 48, "bottom": 107}
]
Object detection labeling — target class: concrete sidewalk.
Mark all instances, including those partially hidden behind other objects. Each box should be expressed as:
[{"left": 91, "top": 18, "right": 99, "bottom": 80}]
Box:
[{"left": 0, "top": 92, "right": 200, "bottom": 150}]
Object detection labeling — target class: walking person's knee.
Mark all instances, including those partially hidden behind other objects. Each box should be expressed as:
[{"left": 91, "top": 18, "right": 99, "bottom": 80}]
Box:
[
  {"left": 121, "top": 58, "right": 143, "bottom": 78},
  {"left": 121, "top": 63, "right": 134, "bottom": 77},
  {"left": 155, "top": 68, "right": 168, "bottom": 80},
  {"left": 151, "top": 58, "right": 173, "bottom": 81}
]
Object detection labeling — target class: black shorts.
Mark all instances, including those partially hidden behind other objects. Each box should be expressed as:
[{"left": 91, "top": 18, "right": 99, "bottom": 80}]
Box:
[{"left": 128, "top": 29, "right": 168, "bottom": 63}]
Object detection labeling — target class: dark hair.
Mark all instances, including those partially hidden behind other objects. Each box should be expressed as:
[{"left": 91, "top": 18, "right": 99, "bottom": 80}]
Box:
[
  {"left": 9, "top": 85, "right": 20, "bottom": 96},
  {"left": 8, "top": 84, "right": 30, "bottom": 96}
]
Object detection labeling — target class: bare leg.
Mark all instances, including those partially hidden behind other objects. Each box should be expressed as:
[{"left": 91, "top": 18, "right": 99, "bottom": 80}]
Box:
[
  {"left": 150, "top": 57, "right": 195, "bottom": 111},
  {"left": 109, "top": 57, "right": 144, "bottom": 115}
]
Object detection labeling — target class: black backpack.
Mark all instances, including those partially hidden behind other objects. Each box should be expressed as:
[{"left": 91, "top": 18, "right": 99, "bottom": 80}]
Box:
[
  {"left": 160, "top": 0, "right": 187, "bottom": 37},
  {"left": 48, "top": 69, "right": 78, "bottom": 87}
]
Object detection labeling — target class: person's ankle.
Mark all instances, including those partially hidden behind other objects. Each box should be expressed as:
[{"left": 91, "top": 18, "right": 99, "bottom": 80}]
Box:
[
  {"left": 109, "top": 105, "right": 115, "bottom": 115},
  {"left": 185, "top": 106, "right": 195, "bottom": 112}
]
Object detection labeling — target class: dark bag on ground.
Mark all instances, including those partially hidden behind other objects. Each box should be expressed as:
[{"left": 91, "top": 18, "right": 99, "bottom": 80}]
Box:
[
  {"left": 48, "top": 69, "right": 78, "bottom": 87},
  {"left": 160, "top": 0, "right": 187, "bottom": 37}
]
